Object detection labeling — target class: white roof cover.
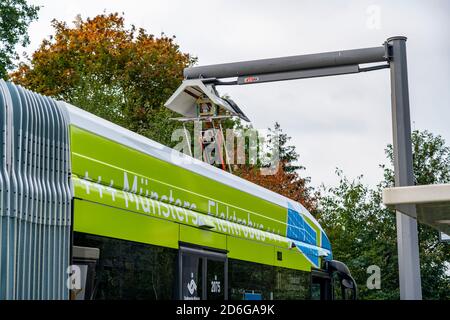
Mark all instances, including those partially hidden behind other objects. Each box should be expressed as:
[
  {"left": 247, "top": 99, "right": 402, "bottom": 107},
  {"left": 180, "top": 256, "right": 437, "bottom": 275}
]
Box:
[{"left": 383, "top": 184, "right": 450, "bottom": 235}]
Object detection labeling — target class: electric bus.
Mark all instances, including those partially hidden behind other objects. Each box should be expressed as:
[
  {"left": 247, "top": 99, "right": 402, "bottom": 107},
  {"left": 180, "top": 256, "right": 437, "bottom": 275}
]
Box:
[{"left": 0, "top": 80, "right": 356, "bottom": 300}]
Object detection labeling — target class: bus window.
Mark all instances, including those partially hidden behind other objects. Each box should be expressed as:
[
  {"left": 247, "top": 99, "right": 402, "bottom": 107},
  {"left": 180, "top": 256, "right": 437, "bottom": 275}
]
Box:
[
  {"left": 206, "top": 259, "right": 226, "bottom": 300},
  {"left": 332, "top": 272, "right": 344, "bottom": 300},
  {"left": 228, "top": 259, "right": 274, "bottom": 300},
  {"left": 71, "top": 246, "right": 100, "bottom": 300},
  {"left": 274, "top": 268, "right": 310, "bottom": 299},
  {"left": 311, "top": 283, "right": 321, "bottom": 300},
  {"left": 73, "top": 232, "right": 177, "bottom": 300}
]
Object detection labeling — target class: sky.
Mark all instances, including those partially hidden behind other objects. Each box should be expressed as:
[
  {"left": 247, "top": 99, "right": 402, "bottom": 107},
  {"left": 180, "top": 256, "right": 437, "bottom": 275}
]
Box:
[{"left": 24, "top": 0, "right": 450, "bottom": 188}]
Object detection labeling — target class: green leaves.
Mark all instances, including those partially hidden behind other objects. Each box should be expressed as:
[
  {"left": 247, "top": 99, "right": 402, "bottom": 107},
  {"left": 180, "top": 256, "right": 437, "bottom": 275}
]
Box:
[
  {"left": 318, "top": 171, "right": 399, "bottom": 299},
  {"left": 0, "top": 0, "right": 39, "bottom": 79},
  {"left": 383, "top": 130, "right": 450, "bottom": 186},
  {"left": 318, "top": 130, "right": 450, "bottom": 299}
]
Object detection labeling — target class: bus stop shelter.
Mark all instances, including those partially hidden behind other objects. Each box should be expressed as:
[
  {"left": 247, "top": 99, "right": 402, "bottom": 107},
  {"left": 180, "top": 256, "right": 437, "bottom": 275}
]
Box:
[{"left": 383, "top": 184, "right": 450, "bottom": 236}]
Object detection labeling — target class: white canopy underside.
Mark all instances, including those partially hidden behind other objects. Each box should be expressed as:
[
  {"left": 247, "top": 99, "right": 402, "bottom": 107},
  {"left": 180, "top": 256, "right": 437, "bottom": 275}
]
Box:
[
  {"left": 383, "top": 184, "right": 450, "bottom": 235},
  {"left": 164, "top": 79, "right": 237, "bottom": 117}
]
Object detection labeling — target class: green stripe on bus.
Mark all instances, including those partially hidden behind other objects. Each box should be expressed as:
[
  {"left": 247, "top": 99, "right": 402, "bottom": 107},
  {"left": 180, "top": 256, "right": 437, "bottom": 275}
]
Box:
[{"left": 73, "top": 199, "right": 179, "bottom": 249}]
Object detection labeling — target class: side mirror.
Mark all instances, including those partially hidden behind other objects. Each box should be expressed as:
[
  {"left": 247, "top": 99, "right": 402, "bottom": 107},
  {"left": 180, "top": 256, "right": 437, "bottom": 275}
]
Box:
[
  {"left": 341, "top": 276, "right": 357, "bottom": 300},
  {"left": 342, "top": 278, "right": 354, "bottom": 289}
]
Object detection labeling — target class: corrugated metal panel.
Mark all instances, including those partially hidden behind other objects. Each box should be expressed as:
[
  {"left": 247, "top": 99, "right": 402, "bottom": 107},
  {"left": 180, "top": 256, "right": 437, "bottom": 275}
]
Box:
[
  {"left": 0, "top": 80, "right": 71, "bottom": 300},
  {"left": 0, "top": 80, "right": 15, "bottom": 300}
]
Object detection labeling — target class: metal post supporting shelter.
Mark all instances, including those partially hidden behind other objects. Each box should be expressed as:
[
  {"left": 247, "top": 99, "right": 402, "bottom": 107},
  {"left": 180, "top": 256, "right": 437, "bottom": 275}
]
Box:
[{"left": 181, "top": 36, "right": 422, "bottom": 299}]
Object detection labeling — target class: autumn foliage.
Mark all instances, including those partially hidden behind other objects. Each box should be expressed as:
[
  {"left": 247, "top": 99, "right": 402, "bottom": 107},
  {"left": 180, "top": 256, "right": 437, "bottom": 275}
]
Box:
[
  {"left": 233, "top": 123, "right": 318, "bottom": 213},
  {"left": 236, "top": 162, "right": 318, "bottom": 213},
  {"left": 10, "top": 13, "right": 195, "bottom": 144}
]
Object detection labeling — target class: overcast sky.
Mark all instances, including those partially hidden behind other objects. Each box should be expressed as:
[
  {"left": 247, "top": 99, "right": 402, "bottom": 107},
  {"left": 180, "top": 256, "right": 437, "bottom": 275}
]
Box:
[{"left": 25, "top": 0, "right": 450, "bottom": 188}]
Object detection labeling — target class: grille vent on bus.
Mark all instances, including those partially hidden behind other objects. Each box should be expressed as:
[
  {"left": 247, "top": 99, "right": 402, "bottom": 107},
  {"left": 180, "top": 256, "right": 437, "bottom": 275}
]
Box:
[{"left": 0, "top": 80, "right": 72, "bottom": 300}]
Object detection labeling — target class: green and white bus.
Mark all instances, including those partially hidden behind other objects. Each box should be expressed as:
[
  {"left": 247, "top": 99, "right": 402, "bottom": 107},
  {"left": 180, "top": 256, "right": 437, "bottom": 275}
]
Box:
[{"left": 0, "top": 80, "right": 356, "bottom": 300}]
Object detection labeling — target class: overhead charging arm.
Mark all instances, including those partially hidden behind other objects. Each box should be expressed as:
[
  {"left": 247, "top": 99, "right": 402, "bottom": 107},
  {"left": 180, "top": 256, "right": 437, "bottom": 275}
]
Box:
[{"left": 184, "top": 45, "right": 390, "bottom": 85}]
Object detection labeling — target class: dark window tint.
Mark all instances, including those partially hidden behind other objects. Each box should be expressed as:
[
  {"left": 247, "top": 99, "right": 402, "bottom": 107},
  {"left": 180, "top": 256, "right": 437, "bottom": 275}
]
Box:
[
  {"left": 311, "top": 272, "right": 331, "bottom": 300},
  {"left": 73, "top": 232, "right": 177, "bottom": 300},
  {"left": 274, "top": 268, "right": 310, "bottom": 299},
  {"left": 332, "top": 272, "right": 344, "bottom": 300},
  {"left": 228, "top": 259, "right": 274, "bottom": 300},
  {"left": 228, "top": 259, "right": 310, "bottom": 300},
  {"left": 311, "top": 282, "right": 321, "bottom": 300},
  {"left": 207, "top": 259, "right": 225, "bottom": 300}
]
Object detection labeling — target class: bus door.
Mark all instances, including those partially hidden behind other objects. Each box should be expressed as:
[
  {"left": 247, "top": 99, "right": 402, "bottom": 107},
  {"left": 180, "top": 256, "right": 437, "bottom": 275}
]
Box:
[
  {"left": 179, "top": 246, "right": 228, "bottom": 300},
  {"left": 311, "top": 269, "right": 332, "bottom": 300}
]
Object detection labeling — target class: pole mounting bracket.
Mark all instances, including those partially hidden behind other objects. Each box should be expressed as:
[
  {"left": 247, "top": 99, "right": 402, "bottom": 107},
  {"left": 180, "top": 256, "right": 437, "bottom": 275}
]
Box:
[{"left": 384, "top": 41, "right": 394, "bottom": 61}]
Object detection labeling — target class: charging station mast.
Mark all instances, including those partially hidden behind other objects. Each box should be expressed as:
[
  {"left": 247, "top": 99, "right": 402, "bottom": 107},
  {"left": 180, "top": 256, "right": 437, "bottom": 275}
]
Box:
[{"left": 172, "top": 36, "right": 421, "bottom": 299}]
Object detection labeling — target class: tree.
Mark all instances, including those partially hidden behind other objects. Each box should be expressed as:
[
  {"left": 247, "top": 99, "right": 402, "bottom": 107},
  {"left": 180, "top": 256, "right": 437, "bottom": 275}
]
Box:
[
  {"left": 10, "top": 13, "right": 196, "bottom": 146},
  {"left": 235, "top": 122, "right": 318, "bottom": 213},
  {"left": 0, "top": 0, "right": 39, "bottom": 79},
  {"left": 265, "top": 122, "right": 302, "bottom": 173},
  {"left": 318, "top": 130, "right": 450, "bottom": 299},
  {"left": 318, "top": 171, "right": 400, "bottom": 299}
]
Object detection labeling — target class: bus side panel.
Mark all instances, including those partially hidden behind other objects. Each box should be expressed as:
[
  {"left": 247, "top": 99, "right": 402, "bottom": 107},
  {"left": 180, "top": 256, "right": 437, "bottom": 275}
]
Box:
[
  {"left": 227, "top": 236, "right": 275, "bottom": 266},
  {"left": 179, "top": 224, "right": 227, "bottom": 250},
  {"left": 73, "top": 199, "right": 179, "bottom": 249}
]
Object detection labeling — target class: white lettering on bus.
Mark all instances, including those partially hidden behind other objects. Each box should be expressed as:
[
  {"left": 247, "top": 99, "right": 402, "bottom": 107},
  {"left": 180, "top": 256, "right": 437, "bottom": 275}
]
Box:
[
  {"left": 78, "top": 170, "right": 288, "bottom": 245},
  {"left": 123, "top": 172, "right": 138, "bottom": 193}
]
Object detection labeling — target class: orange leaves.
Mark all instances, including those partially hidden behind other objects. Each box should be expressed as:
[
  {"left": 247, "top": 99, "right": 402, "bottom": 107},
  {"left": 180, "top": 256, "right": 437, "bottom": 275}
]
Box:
[
  {"left": 10, "top": 12, "right": 194, "bottom": 103},
  {"left": 236, "top": 162, "right": 318, "bottom": 213},
  {"left": 48, "top": 13, "right": 129, "bottom": 61}
]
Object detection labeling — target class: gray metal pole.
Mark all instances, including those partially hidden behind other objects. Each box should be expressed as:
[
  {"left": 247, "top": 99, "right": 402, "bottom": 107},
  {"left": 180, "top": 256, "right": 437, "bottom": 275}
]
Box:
[
  {"left": 388, "top": 36, "right": 422, "bottom": 300},
  {"left": 184, "top": 46, "right": 386, "bottom": 79}
]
